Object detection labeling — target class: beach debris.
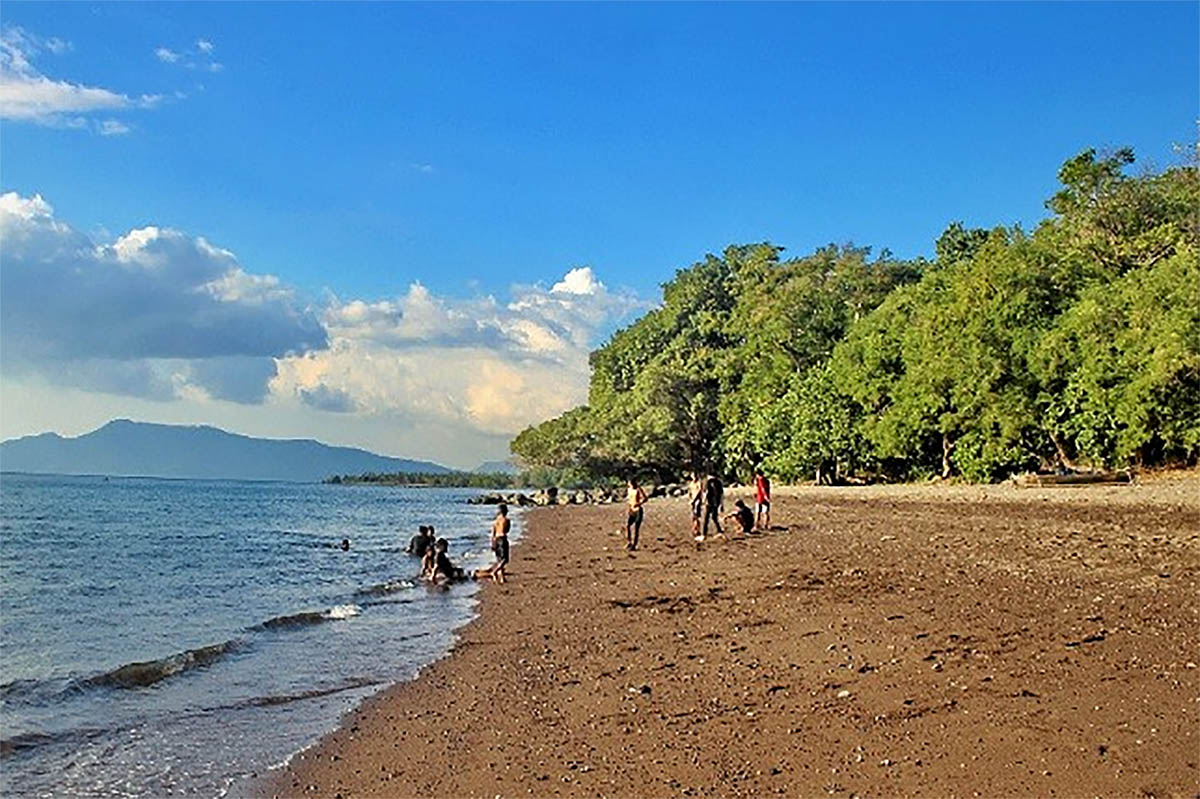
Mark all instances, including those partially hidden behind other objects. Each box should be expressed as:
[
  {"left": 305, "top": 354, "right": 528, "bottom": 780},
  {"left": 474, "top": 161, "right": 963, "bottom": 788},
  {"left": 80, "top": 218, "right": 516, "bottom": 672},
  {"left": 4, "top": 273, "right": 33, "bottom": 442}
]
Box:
[{"left": 1015, "top": 471, "right": 1133, "bottom": 487}]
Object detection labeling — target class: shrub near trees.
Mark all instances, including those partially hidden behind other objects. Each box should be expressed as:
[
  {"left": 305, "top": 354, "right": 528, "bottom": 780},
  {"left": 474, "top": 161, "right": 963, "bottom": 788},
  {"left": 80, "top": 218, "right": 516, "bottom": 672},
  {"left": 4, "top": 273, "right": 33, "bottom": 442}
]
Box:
[{"left": 511, "top": 148, "right": 1200, "bottom": 484}]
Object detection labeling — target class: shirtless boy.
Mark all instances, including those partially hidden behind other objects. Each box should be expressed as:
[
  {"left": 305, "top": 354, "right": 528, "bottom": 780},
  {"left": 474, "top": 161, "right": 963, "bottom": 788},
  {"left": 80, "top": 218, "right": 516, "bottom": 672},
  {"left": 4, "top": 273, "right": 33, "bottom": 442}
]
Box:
[
  {"left": 625, "top": 478, "right": 647, "bottom": 551},
  {"left": 688, "top": 473, "right": 704, "bottom": 540},
  {"left": 484, "top": 503, "right": 510, "bottom": 583}
]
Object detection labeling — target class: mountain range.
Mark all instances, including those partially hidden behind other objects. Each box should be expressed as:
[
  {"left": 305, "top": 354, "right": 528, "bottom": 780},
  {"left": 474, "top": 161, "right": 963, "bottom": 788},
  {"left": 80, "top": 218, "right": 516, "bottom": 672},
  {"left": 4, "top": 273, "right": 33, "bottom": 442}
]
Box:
[{"left": 0, "top": 420, "right": 451, "bottom": 482}]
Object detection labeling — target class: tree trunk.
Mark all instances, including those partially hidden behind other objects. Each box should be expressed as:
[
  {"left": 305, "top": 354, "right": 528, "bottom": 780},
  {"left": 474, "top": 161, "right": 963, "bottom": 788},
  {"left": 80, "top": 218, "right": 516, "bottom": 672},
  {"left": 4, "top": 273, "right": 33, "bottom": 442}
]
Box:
[
  {"left": 941, "top": 433, "right": 954, "bottom": 479},
  {"left": 1049, "top": 430, "right": 1083, "bottom": 472}
]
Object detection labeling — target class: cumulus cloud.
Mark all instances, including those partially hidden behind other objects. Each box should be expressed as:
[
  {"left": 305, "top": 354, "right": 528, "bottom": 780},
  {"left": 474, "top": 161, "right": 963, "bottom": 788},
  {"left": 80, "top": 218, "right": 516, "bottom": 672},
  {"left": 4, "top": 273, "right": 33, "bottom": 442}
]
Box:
[
  {"left": 0, "top": 26, "right": 151, "bottom": 130},
  {"left": 0, "top": 192, "right": 326, "bottom": 404},
  {"left": 0, "top": 191, "right": 648, "bottom": 443},
  {"left": 271, "top": 266, "right": 645, "bottom": 435},
  {"left": 196, "top": 39, "right": 214, "bottom": 54},
  {"left": 154, "top": 47, "right": 181, "bottom": 64},
  {"left": 298, "top": 384, "right": 358, "bottom": 413}
]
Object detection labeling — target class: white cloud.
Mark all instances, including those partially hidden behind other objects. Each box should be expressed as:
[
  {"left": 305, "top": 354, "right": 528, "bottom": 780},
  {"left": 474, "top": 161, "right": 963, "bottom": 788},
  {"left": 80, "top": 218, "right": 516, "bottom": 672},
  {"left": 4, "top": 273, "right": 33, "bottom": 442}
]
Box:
[
  {"left": 156, "top": 38, "right": 222, "bottom": 74},
  {"left": 0, "top": 193, "right": 650, "bottom": 457},
  {"left": 0, "top": 71, "right": 130, "bottom": 120},
  {"left": 98, "top": 118, "right": 130, "bottom": 136},
  {"left": 0, "top": 192, "right": 327, "bottom": 404},
  {"left": 0, "top": 25, "right": 148, "bottom": 130},
  {"left": 551, "top": 265, "right": 601, "bottom": 295},
  {"left": 271, "top": 268, "right": 645, "bottom": 435}
]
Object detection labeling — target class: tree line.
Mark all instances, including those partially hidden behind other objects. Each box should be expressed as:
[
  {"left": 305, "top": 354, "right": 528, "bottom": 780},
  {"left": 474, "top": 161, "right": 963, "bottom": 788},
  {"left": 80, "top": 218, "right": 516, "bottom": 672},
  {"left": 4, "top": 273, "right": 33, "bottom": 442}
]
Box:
[
  {"left": 511, "top": 148, "right": 1199, "bottom": 484},
  {"left": 327, "top": 471, "right": 520, "bottom": 488}
]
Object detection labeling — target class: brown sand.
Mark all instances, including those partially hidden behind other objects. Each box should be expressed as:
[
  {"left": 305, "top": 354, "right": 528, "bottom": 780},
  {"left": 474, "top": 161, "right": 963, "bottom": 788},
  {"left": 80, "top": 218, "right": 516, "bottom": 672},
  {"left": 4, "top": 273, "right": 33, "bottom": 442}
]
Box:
[{"left": 262, "top": 473, "right": 1199, "bottom": 798}]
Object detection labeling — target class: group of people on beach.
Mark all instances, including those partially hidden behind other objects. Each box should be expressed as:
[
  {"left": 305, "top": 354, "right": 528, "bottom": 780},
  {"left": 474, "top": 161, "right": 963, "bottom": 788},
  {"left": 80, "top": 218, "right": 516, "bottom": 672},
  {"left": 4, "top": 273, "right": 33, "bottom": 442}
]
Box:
[
  {"left": 405, "top": 505, "right": 511, "bottom": 586},
  {"left": 625, "top": 468, "right": 771, "bottom": 551},
  {"left": 405, "top": 468, "right": 770, "bottom": 586}
]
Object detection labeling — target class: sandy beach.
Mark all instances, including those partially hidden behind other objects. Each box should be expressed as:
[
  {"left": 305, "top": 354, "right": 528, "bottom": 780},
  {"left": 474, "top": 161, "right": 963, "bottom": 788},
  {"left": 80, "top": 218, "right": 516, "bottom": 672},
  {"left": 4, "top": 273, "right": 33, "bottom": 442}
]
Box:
[{"left": 262, "top": 472, "right": 1199, "bottom": 799}]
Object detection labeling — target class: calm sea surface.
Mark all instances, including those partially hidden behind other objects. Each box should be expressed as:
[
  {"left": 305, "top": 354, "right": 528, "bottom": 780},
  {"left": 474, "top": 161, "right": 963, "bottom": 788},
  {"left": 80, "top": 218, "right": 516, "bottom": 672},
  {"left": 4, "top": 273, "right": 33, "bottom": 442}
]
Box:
[{"left": 0, "top": 473, "right": 516, "bottom": 798}]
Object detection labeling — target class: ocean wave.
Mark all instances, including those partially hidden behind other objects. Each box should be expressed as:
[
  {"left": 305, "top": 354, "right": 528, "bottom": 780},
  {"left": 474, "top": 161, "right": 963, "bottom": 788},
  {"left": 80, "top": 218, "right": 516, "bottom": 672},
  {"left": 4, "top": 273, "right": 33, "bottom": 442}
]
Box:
[
  {"left": 0, "top": 677, "right": 45, "bottom": 701},
  {"left": 0, "top": 726, "right": 110, "bottom": 759},
  {"left": 233, "top": 677, "right": 382, "bottom": 709},
  {"left": 356, "top": 579, "right": 416, "bottom": 597},
  {"left": 81, "top": 639, "right": 242, "bottom": 690},
  {"left": 6, "top": 602, "right": 369, "bottom": 707},
  {"left": 253, "top": 603, "right": 362, "bottom": 631}
]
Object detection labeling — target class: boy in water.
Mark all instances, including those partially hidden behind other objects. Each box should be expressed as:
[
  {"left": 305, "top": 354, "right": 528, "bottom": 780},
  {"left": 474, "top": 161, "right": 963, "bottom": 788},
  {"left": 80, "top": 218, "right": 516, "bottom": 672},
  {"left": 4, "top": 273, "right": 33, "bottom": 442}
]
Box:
[
  {"left": 754, "top": 468, "right": 771, "bottom": 530},
  {"left": 420, "top": 539, "right": 437, "bottom": 580},
  {"left": 625, "top": 478, "right": 647, "bottom": 551},
  {"left": 406, "top": 525, "right": 435, "bottom": 557},
  {"left": 430, "top": 538, "right": 466, "bottom": 583}
]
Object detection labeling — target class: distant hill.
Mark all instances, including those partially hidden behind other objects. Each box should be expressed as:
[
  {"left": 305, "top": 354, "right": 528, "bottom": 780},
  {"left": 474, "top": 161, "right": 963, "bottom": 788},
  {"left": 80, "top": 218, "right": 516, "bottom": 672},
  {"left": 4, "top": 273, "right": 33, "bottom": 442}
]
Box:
[
  {"left": 0, "top": 420, "right": 451, "bottom": 482},
  {"left": 474, "top": 460, "right": 520, "bottom": 475}
]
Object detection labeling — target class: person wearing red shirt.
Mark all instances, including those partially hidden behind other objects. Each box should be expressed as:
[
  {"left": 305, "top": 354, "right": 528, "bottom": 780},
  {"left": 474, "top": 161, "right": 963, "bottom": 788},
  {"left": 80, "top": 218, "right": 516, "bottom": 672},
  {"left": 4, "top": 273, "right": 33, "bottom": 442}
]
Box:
[{"left": 754, "top": 468, "right": 771, "bottom": 531}]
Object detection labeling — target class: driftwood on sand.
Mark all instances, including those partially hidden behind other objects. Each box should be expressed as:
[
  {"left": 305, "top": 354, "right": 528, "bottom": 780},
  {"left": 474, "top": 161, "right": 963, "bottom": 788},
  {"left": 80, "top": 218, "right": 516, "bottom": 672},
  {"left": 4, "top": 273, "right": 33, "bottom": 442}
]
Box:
[{"left": 1015, "top": 471, "right": 1134, "bottom": 487}]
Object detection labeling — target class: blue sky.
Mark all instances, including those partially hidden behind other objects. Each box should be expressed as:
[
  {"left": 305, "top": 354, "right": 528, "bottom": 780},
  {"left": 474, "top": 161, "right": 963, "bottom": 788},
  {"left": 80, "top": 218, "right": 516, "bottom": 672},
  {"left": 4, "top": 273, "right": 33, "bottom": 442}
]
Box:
[{"left": 1, "top": 2, "right": 1196, "bottom": 467}]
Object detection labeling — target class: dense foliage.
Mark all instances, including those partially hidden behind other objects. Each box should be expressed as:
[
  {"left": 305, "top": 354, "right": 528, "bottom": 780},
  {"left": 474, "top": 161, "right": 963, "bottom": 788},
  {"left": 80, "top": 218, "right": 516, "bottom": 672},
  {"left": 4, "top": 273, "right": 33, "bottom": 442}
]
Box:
[{"left": 512, "top": 149, "right": 1200, "bottom": 483}]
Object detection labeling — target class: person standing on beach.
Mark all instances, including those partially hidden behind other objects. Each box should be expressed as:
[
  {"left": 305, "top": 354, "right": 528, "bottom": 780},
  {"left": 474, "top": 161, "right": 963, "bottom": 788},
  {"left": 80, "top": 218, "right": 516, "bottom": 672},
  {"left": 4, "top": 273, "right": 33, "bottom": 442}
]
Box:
[
  {"left": 701, "top": 473, "right": 724, "bottom": 539},
  {"left": 688, "top": 472, "right": 704, "bottom": 540},
  {"left": 487, "top": 504, "right": 510, "bottom": 583},
  {"left": 754, "top": 468, "right": 771, "bottom": 530},
  {"left": 625, "top": 478, "right": 648, "bottom": 551}
]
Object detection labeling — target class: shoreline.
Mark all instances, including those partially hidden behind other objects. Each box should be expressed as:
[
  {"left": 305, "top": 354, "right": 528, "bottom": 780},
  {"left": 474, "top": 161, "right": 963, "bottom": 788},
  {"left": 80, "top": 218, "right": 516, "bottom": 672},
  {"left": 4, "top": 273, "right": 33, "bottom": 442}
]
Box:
[{"left": 260, "top": 472, "right": 1199, "bottom": 798}]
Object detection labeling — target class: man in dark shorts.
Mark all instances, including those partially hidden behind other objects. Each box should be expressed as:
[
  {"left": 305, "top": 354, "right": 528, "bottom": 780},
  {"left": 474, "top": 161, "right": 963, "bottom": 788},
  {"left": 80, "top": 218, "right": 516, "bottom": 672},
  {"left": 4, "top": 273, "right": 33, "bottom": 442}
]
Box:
[
  {"left": 689, "top": 473, "right": 704, "bottom": 541},
  {"left": 625, "top": 478, "right": 647, "bottom": 551},
  {"left": 482, "top": 503, "right": 510, "bottom": 583},
  {"left": 702, "top": 473, "right": 724, "bottom": 539}
]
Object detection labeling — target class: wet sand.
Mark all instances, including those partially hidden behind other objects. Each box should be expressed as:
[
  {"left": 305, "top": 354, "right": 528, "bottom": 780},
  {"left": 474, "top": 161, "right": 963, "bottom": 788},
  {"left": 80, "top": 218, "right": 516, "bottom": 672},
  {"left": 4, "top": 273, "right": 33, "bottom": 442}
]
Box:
[{"left": 263, "top": 473, "right": 1199, "bottom": 798}]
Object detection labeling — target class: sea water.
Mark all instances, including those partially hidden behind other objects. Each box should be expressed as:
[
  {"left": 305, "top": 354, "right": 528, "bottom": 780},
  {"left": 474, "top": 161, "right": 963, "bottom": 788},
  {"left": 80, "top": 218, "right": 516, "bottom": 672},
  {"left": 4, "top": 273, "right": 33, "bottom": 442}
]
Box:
[{"left": 0, "top": 473, "right": 516, "bottom": 798}]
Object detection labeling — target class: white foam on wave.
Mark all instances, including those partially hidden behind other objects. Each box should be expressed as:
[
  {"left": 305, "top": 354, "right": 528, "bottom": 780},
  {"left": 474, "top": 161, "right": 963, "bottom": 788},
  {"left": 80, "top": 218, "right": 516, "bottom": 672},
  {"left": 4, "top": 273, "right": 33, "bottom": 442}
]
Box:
[{"left": 323, "top": 604, "right": 361, "bottom": 620}]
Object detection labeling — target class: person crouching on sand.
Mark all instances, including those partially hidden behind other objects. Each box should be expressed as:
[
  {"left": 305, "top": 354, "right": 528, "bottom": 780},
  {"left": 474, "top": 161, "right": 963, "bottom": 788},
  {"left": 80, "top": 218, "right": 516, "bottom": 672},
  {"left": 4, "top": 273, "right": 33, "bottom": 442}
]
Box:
[
  {"left": 625, "top": 478, "right": 647, "bottom": 551},
  {"left": 725, "top": 499, "right": 755, "bottom": 535}
]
